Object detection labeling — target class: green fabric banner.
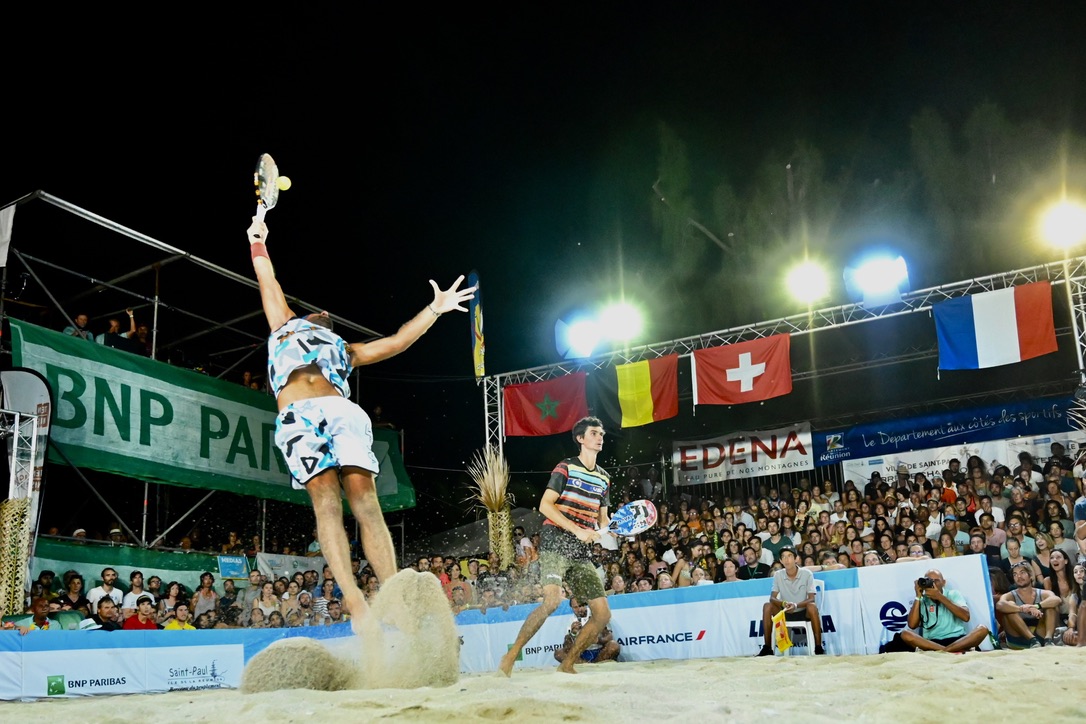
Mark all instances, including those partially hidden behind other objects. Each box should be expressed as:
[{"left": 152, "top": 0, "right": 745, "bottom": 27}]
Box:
[{"left": 10, "top": 320, "right": 415, "bottom": 511}]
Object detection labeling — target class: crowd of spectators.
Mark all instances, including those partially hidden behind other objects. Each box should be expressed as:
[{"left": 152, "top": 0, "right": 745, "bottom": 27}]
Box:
[
  {"left": 11, "top": 448, "right": 1085, "bottom": 650},
  {"left": 424, "top": 450, "right": 1085, "bottom": 649}
]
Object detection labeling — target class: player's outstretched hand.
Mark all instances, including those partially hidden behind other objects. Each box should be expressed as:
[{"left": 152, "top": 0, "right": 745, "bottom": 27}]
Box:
[
  {"left": 429, "top": 275, "right": 477, "bottom": 314},
  {"left": 248, "top": 217, "right": 269, "bottom": 245}
]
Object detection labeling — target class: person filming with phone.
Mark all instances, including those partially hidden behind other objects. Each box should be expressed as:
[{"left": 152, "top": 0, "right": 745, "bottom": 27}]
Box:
[{"left": 896, "top": 569, "right": 989, "bottom": 653}]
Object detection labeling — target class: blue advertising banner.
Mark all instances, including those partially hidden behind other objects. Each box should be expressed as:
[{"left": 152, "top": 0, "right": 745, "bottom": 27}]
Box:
[{"left": 813, "top": 396, "right": 1073, "bottom": 465}]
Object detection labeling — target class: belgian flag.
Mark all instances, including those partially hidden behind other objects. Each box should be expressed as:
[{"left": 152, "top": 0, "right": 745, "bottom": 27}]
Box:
[{"left": 593, "top": 355, "right": 679, "bottom": 428}]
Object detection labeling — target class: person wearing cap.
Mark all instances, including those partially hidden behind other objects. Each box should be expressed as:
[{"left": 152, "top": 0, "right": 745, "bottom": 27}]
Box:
[
  {"left": 122, "top": 594, "right": 160, "bottom": 630},
  {"left": 942, "top": 515, "right": 969, "bottom": 554},
  {"left": 108, "top": 527, "right": 126, "bottom": 544},
  {"left": 122, "top": 570, "right": 155, "bottom": 619},
  {"left": 755, "top": 547, "right": 826, "bottom": 656},
  {"left": 163, "top": 603, "right": 195, "bottom": 630}
]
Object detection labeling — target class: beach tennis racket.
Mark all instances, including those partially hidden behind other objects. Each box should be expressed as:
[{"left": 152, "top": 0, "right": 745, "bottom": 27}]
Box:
[
  {"left": 607, "top": 499, "right": 658, "bottom": 536},
  {"left": 252, "top": 153, "right": 280, "bottom": 237}
]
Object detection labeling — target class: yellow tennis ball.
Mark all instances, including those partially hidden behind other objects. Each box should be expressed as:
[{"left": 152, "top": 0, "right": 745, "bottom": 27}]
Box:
[{"left": 276, "top": 176, "right": 292, "bottom": 191}]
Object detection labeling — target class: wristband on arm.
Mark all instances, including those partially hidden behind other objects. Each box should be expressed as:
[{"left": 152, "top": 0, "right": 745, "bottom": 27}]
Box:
[{"left": 251, "top": 242, "right": 269, "bottom": 261}]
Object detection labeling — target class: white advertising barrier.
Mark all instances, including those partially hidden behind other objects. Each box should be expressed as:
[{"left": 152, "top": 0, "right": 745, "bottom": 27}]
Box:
[
  {"left": 256, "top": 552, "right": 327, "bottom": 581},
  {"left": 2, "top": 631, "right": 248, "bottom": 700},
  {"left": 455, "top": 567, "right": 868, "bottom": 671},
  {"left": 842, "top": 440, "right": 1010, "bottom": 486},
  {"left": 853, "top": 555, "right": 995, "bottom": 654},
  {"left": 0, "top": 558, "right": 996, "bottom": 699}
]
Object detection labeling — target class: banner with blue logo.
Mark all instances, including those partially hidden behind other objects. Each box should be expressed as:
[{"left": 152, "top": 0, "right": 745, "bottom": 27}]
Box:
[{"left": 814, "top": 397, "right": 1073, "bottom": 465}]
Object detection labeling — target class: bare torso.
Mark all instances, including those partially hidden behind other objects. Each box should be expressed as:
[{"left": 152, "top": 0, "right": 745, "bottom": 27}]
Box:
[{"left": 276, "top": 363, "right": 343, "bottom": 409}]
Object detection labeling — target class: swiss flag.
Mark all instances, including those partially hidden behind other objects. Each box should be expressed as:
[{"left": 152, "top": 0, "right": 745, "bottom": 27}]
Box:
[{"left": 691, "top": 334, "right": 792, "bottom": 405}]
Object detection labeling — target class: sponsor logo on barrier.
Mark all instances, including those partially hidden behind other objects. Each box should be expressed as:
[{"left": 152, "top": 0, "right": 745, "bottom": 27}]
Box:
[
  {"left": 46, "top": 676, "right": 65, "bottom": 696},
  {"left": 505, "top": 644, "right": 524, "bottom": 662},
  {"left": 167, "top": 660, "right": 227, "bottom": 691},
  {"left": 48, "top": 674, "right": 128, "bottom": 695},
  {"left": 880, "top": 601, "right": 910, "bottom": 632},
  {"left": 524, "top": 643, "right": 561, "bottom": 656},
  {"left": 615, "top": 630, "right": 706, "bottom": 646},
  {"left": 749, "top": 617, "right": 836, "bottom": 638}
]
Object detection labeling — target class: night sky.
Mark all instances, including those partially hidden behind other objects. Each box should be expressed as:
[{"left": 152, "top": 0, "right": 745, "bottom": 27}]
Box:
[{"left": 4, "top": 5, "right": 1086, "bottom": 544}]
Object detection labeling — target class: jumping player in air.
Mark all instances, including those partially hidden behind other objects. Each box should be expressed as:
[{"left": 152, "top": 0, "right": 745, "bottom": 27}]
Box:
[
  {"left": 246, "top": 217, "right": 474, "bottom": 622},
  {"left": 499, "top": 416, "right": 612, "bottom": 675}
]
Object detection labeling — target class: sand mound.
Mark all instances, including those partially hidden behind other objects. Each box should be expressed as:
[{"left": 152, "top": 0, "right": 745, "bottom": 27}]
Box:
[
  {"left": 240, "top": 637, "right": 354, "bottom": 694},
  {"left": 353, "top": 568, "right": 460, "bottom": 689}
]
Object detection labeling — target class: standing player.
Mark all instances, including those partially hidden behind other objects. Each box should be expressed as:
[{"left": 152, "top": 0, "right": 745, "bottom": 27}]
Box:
[
  {"left": 246, "top": 217, "right": 474, "bottom": 622},
  {"left": 499, "top": 416, "right": 612, "bottom": 675}
]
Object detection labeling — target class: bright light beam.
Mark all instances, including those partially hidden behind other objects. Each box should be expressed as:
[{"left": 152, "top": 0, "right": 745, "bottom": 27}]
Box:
[
  {"left": 599, "top": 302, "right": 643, "bottom": 342},
  {"left": 1041, "top": 200, "right": 1086, "bottom": 250},
  {"left": 566, "top": 319, "right": 601, "bottom": 358},
  {"left": 785, "top": 261, "right": 829, "bottom": 304}
]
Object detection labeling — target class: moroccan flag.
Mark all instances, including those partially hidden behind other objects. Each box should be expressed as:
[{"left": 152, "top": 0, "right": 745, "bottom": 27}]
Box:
[
  {"left": 594, "top": 355, "right": 679, "bottom": 428},
  {"left": 503, "top": 372, "right": 589, "bottom": 437},
  {"left": 691, "top": 334, "right": 792, "bottom": 405}
]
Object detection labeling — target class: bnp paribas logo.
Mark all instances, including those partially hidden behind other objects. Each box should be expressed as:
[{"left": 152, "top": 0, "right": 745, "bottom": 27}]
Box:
[{"left": 46, "top": 675, "right": 66, "bottom": 696}]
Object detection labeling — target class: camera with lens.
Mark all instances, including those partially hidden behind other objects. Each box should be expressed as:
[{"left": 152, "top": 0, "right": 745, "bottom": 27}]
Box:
[{"left": 917, "top": 577, "right": 935, "bottom": 590}]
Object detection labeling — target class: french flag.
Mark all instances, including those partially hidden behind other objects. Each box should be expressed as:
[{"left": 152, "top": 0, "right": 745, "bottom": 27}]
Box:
[{"left": 933, "top": 281, "right": 1058, "bottom": 370}]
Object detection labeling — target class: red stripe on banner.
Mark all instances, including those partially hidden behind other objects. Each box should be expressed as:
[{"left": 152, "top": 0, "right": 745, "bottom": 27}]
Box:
[
  {"left": 648, "top": 355, "right": 679, "bottom": 422},
  {"left": 1013, "top": 282, "right": 1057, "bottom": 362}
]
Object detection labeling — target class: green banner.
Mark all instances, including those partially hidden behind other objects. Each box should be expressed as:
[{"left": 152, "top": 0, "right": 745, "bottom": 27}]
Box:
[{"left": 10, "top": 319, "right": 415, "bottom": 511}]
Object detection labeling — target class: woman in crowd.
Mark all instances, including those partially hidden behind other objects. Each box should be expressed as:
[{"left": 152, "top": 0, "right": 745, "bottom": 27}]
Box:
[
  {"left": 828, "top": 520, "right": 846, "bottom": 550},
  {"left": 794, "top": 500, "right": 814, "bottom": 532},
  {"left": 157, "top": 581, "right": 185, "bottom": 624},
  {"left": 266, "top": 610, "right": 285, "bottom": 628},
  {"left": 312, "top": 578, "right": 337, "bottom": 619},
  {"left": 1047, "top": 549, "right": 1076, "bottom": 623},
  {"left": 999, "top": 537, "right": 1042, "bottom": 583},
  {"left": 655, "top": 572, "right": 675, "bottom": 590},
  {"left": 862, "top": 550, "right": 883, "bottom": 567},
  {"left": 645, "top": 546, "right": 668, "bottom": 579},
  {"left": 280, "top": 580, "right": 303, "bottom": 618},
  {"left": 1033, "top": 533, "right": 1055, "bottom": 583},
  {"left": 840, "top": 525, "right": 860, "bottom": 555},
  {"left": 253, "top": 581, "right": 280, "bottom": 619},
  {"left": 191, "top": 572, "right": 220, "bottom": 619},
  {"left": 848, "top": 539, "right": 866, "bottom": 567},
  {"left": 690, "top": 567, "right": 713, "bottom": 586},
  {"left": 248, "top": 606, "right": 267, "bottom": 628},
  {"left": 445, "top": 563, "right": 473, "bottom": 604},
  {"left": 1064, "top": 563, "right": 1085, "bottom": 645},
  {"left": 725, "top": 539, "right": 744, "bottom": 566},
  {"left": 55, "top": 573, "right": 90, "bottom": 616},
  {"left": 1041, "top": 501, "right": 1073, "bottom": 538},
  {"left": 719, "top": 559, "right": 741, "bottom": 583},
  {"left": 876, "top": 533, "right": 897, "bottom": 562},
  {"left": 936, "top": 532, "right": 960, "bottom": 558}
]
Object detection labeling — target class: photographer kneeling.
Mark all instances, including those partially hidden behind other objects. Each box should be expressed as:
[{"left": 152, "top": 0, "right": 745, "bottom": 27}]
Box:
[{"left": 897, "top": 569, "right": 989, "bottom": 653}]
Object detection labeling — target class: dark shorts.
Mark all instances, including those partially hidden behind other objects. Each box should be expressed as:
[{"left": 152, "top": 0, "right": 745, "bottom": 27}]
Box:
[
  {"left": 539, "top": 550, "right": 605, "bottom": 601},
  {"left": 930, "top": 636, "right": 960, "bottom": 647},
  {"left": 784, "top": 610, "right": 811, "bottom": 622},
  {"left": 580, "top": 647, "right": 601, "bottom": 663}
]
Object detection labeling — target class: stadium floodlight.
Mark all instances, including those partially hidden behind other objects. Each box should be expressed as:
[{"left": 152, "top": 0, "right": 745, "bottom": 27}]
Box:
[
  {"left": 554, "top": 317, "right": 601, "bottom": 359},
  {"left": 843, "top": 254, "right": 910, "bottom": 307},
  {"left": 1041, "top": 199, "right": 1086, "bottom": 250},
  {"left": 599, "top": 302, "right": 643, "bottom": 342},
  {"left": 785, "top": 260, "right": 830, "bottom": 305}
]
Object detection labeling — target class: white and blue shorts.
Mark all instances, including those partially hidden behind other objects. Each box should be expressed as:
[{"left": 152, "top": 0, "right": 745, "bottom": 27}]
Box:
[{"left": 274, "top": 396, "right": 380, "bottom": 489}]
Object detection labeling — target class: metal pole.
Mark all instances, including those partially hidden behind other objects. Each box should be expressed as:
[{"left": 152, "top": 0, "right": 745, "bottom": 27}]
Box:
[
  {"left": 148, "top": 491, "right": 217, "bottom": 548},
  {"left": 261, "top": 500, "right": 267, "bottom": 553},
  {"left": 1063, "top": 258, "right": 1086, "bottom": 384},
  {"left": 141, "top": 480, "right": 149, "bottom": 547}
]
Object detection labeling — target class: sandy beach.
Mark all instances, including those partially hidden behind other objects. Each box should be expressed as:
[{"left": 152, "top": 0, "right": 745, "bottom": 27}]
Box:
[{"left": 7, "top": 647, "right": 1084, "bottom": 724}]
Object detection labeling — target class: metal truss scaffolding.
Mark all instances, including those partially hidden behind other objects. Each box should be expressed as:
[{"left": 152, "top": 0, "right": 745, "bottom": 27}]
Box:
[{"left": 483, "top": 256, "right": 1086, "bottom": 455}]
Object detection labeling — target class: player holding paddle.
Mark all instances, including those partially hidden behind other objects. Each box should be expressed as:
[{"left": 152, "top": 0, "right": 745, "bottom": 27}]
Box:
[
  {"left": 499, "top": 416, "right": 615, "bottom": 676},
  {"left": 246, "top": 215, "right": 474, "bottom": 625}
]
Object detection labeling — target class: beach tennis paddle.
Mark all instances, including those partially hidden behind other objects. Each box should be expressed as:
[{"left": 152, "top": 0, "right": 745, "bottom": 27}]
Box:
[
  {"left": 252, "top": 153, "right": 280, "bottom": 238},
  {"left": 607, "top": 499, "right": 658, "bottom": 536}
]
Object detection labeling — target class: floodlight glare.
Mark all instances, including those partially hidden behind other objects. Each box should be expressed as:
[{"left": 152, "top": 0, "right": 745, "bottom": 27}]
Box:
[
  {"left": 843, "top": 254, "right": 910, "bottom": 307},
  {"left": 1041, "top": 200, "right": 1086, "bottom": 250},
  {"left": 566, "top": 319, "right": 600, "bottom": 358},
  {"left": 785, "top": 261, "right": 829, "bottom": 304},
  {"left": 599, "top": 302, "right": 643, "bottom": 342}
]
